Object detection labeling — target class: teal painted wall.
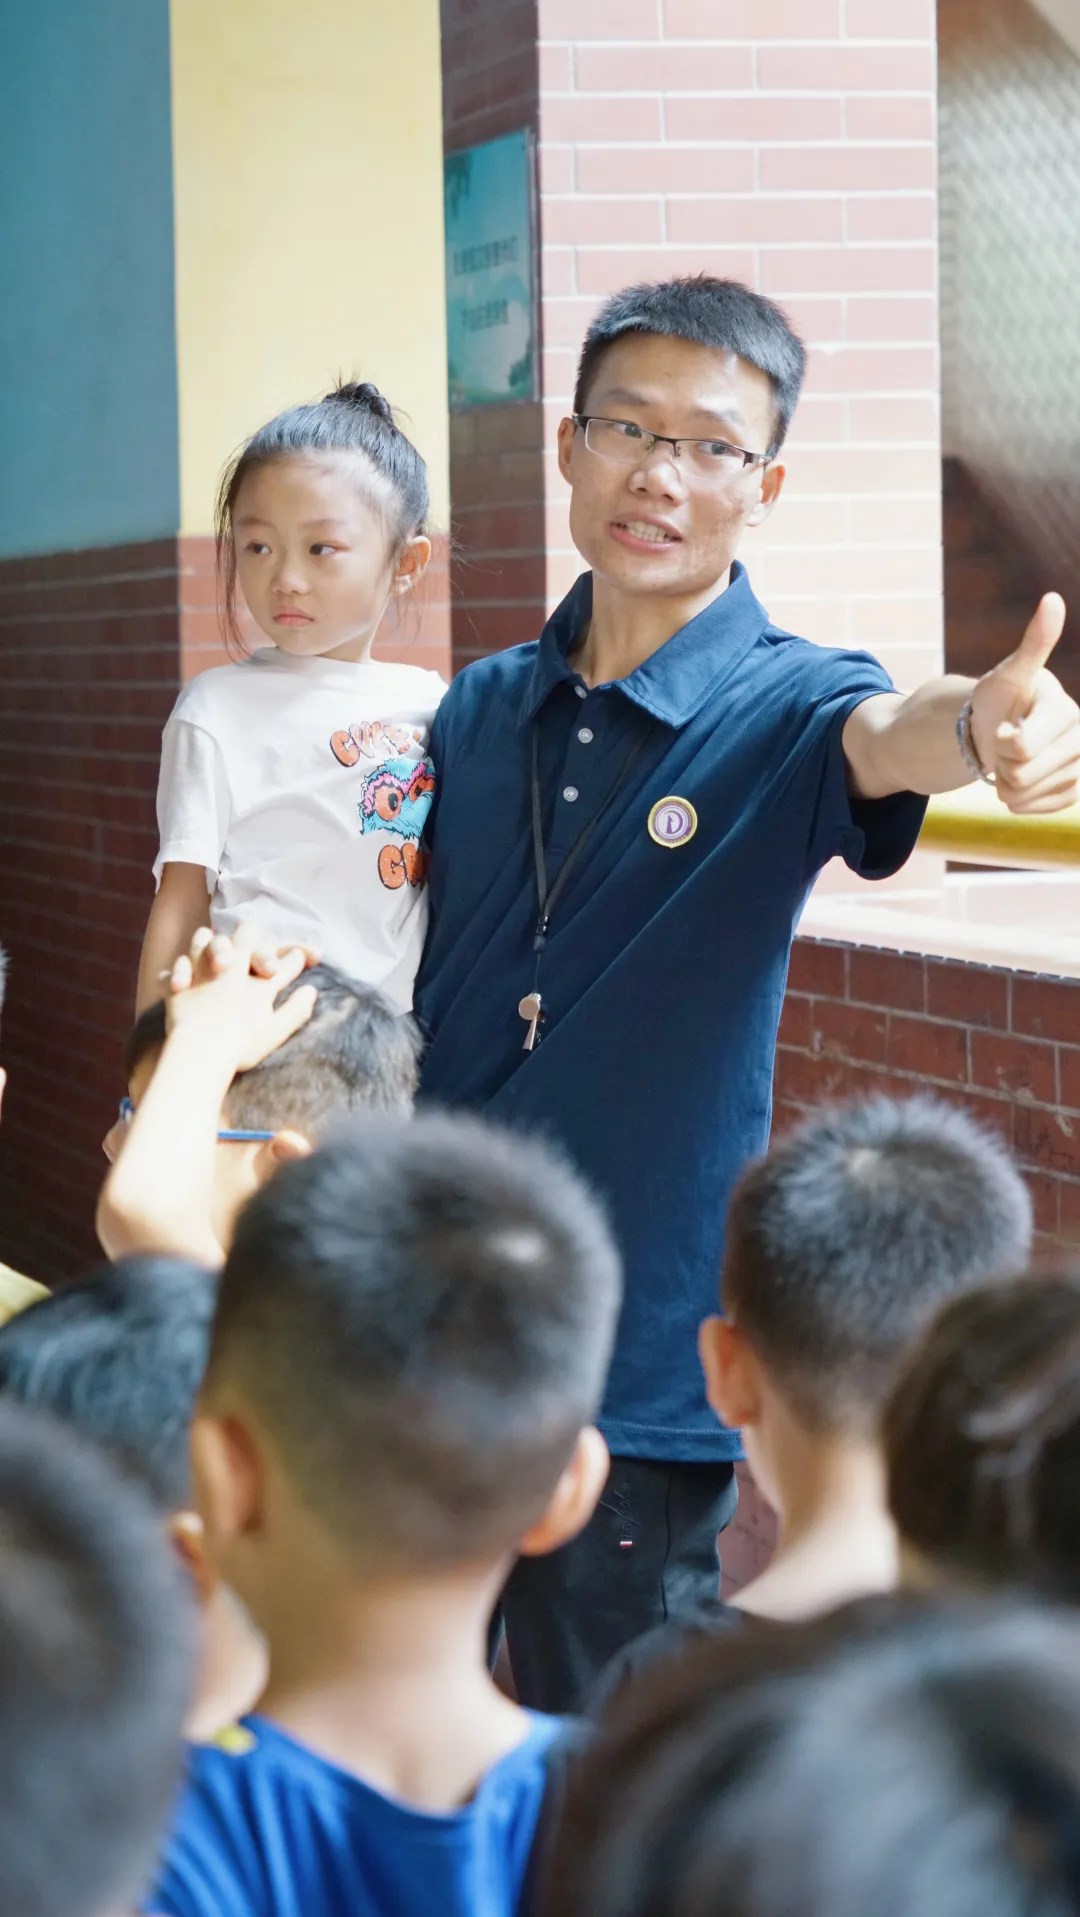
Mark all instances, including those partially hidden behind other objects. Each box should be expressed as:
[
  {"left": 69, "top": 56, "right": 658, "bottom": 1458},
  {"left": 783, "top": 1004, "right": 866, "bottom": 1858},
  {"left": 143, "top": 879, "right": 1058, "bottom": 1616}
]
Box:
[{"left": 0, "top": 1, "right": 179, "bottom": 558}]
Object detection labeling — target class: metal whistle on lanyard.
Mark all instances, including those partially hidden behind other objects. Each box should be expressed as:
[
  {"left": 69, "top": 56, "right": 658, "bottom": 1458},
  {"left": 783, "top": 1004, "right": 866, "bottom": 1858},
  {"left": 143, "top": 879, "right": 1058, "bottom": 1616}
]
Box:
[{"left": 518, "top": 990, "right": 544, "bottom": 1052}]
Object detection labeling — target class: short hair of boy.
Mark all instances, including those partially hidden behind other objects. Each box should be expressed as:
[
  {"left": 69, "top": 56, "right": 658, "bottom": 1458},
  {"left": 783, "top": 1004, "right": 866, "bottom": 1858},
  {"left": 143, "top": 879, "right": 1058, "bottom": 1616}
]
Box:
[
  {"left": 126, "top": 962, "right": 421, "bottom": 1132},
  {"left": 540, "top": 1594, "right": 1080, "bottom": 1917},
  {"left": 884, "top": 1269, "right": 1080, "bottom": 1601},
  {"left": 572, "top": 275, "right": 807, "bottom": 454},
  {"left": 207, "top": 1111, "right": 623, "bottom": 1565},
  {"left": 0, "top": 1398, "right": 192, "bottom": 1917},
  {"left": 0, "top": 1256, "right": 215, "bottom": 1510},
  {"left": 723, "top": 1093, "right": 1033, "bottom": 1437}
]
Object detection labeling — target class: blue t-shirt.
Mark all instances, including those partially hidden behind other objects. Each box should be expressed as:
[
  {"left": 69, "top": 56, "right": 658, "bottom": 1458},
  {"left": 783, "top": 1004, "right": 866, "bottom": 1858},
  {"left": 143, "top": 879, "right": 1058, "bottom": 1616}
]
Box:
[
  {"left": 416, "top": 565, "right": 926, "bottom": 1462},
  {"left": 145, "top": 1712, "right": 563, "bottom": 1917}
]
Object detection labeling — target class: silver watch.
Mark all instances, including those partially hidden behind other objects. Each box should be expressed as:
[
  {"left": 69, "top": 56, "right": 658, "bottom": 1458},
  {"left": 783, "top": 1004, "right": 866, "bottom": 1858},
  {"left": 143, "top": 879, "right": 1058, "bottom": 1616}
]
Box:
[{"left": 956, "top": 697, "right": 996, "bottom": 785}]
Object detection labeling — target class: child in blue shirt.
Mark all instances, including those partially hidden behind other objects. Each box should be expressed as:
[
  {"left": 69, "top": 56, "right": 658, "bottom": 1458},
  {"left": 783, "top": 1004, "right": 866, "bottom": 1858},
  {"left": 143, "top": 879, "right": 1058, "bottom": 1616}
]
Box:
[{"left": 142, "top": 952, "right": 621, "bottom": 1917}]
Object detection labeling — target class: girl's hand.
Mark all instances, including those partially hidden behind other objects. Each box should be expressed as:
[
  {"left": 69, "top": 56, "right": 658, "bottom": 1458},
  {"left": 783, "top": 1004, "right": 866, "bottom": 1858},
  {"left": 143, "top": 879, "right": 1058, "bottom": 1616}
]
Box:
[{"left": 163, "top": 924, "right": 318, "bottom": 1072}]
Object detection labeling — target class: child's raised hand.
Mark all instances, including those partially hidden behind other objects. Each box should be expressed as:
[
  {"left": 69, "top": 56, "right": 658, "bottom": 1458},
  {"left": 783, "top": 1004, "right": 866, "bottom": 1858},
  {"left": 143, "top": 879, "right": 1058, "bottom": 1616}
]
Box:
[
  {"left": 167, "top": 926, "right": 321, "bottom": 996},
  {"left": 164, "top": 924, "right": 318, "bottom": 1072}
]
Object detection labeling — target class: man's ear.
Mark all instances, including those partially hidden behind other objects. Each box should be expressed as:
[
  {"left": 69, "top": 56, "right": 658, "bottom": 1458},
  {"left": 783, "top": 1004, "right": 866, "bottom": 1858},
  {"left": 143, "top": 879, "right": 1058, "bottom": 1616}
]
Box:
[
  {"left": 744, "top": 459, "right": 786, "bottom": 529},
  {"left": 699, "top": 1314, "right": 762, "bottom": 1430},
  {"left": 252, "top": 1131, "right": 311, "bottom": 1187},
  {"left": 556, "top": 414, "right": 578, "bottom": 486},
  {"left": 517, "top": 1426, "right": 609, "bottom": 1559}
]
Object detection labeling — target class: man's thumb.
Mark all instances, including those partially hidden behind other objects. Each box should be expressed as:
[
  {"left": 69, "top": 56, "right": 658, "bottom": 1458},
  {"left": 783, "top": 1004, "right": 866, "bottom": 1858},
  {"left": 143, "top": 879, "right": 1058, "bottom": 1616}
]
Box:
[{"left": 1010, "top": 593, "right": 1066, "bottom": 691}]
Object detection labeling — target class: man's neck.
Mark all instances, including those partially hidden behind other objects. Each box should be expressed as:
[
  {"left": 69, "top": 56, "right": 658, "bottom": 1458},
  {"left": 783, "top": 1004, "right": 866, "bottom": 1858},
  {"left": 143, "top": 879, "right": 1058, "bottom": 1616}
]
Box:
[
  {"left": 249, "top": 1555, "right": 530, "bottom": 1811},
  {"left": 734, "top": 1437, "right": 897, "bottom": 1624},
  {"left": 571, "top": 566, "right": 732, "bottom": 687}
]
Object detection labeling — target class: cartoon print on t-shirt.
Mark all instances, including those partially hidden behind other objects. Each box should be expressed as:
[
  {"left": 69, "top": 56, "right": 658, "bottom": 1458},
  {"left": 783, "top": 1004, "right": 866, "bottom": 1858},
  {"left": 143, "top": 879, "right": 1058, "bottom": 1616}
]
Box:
[
  {"left": 329, "top": 720, "right": 436, "bottom": 890},
  {"left": 329, "top": 719, "right": 424, "bottom": 768},
  {"left": 360, "top": 757, "right": 435, "bottom": 889}
]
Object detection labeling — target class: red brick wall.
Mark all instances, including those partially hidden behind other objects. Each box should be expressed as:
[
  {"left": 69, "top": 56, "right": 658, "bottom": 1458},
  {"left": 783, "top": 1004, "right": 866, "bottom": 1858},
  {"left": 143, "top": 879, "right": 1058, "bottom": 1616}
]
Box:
[
  {"left": 722, "top": 932, "right": 1080, "bottom": 1592},
  {"left": 778, "top": 937, "right": 1080, "bottom": 1247},
  {"left": 441, "top": 0, "right": 548, "bottom": 670},
  {"left": 0, "top": 541, "right": 182, "bottom": 1281},
  {"left": 533, "top": 0, "right": 942, "bottom": 679}
]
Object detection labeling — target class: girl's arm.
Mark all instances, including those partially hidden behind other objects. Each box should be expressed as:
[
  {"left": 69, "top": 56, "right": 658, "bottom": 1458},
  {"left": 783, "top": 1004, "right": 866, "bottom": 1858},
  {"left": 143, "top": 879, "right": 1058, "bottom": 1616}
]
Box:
[{"left": 136, "top": 862, "right": 213, "bottom": 1014}]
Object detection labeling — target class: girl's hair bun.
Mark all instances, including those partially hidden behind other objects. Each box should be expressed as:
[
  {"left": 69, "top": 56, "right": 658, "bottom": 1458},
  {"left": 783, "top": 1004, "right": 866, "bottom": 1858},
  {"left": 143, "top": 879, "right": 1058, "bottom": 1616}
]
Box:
[{"left": 328, "top": 380, "right": 395, "bottom": 426}]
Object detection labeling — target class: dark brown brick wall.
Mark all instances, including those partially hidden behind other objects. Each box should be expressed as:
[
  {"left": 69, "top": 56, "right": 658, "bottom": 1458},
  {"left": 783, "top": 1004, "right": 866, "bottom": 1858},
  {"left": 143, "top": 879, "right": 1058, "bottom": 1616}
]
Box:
[{"left": 0, "top": 541, "right": 182, "bottom": 1280}]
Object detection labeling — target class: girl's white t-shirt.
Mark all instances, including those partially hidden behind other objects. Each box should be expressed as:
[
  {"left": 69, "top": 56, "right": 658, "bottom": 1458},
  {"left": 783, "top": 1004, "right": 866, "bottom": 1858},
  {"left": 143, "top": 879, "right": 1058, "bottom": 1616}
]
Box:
[{"left": 154, "top": 648, "right": 447, "bottom": 1012}]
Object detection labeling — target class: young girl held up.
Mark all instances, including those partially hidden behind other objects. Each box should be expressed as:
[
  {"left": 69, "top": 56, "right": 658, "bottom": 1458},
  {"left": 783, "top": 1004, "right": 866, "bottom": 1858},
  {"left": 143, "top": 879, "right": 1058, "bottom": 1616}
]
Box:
[{"left": 137, "top": 383, "right": 445, "bottom": 1014}]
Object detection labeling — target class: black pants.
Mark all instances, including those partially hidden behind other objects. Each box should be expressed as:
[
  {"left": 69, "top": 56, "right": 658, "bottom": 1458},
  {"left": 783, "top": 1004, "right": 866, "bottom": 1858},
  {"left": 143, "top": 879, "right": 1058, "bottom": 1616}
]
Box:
[{"left": 494, "top": 1455, "right": 738, "bottom": 1714}]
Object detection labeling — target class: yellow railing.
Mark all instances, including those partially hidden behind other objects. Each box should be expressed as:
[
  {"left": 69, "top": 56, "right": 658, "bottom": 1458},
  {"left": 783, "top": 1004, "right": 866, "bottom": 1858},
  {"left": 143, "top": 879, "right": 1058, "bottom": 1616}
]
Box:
[{"left": 921, "top": 783, "right": 1080, "bottom": 870}]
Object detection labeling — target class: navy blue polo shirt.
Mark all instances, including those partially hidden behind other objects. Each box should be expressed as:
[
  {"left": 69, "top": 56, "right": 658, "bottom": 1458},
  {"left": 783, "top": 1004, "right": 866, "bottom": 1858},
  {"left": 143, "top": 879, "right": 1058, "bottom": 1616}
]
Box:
[{"left": 416, "top": 564, "right": 926, "bottom": 1462}]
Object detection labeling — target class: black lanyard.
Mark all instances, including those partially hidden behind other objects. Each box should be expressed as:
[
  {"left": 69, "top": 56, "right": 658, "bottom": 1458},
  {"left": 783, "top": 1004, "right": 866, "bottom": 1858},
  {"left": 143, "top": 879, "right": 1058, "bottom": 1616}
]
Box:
[{"left": 529, "top": 715, "right": 651, "bottom": 958}]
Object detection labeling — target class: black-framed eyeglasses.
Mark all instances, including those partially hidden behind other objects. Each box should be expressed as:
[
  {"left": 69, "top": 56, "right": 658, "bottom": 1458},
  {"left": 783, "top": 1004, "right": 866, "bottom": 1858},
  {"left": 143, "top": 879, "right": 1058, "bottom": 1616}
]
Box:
[
  {"left": 574, "top": 414, "right": 770, "bottom": 481},
  {"left": 116, "top": 1096, "right": 275, "bottom": 1145}
]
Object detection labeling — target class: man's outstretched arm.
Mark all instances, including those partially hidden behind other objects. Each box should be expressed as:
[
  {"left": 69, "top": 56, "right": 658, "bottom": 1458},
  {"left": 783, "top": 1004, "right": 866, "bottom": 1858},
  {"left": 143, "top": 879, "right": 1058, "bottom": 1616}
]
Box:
[{"left": 843, "top": 592, "right": 1080, "bottom": 812}]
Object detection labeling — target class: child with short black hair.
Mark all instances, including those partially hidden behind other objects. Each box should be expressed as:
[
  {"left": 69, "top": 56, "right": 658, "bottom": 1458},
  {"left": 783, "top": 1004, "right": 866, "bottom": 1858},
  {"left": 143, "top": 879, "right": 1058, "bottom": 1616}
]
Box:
[
  {"left": 99, "top": 942, "right": 419, "bottom": 1262},
  {"left": 146, "top": 1109, "right": 621, "bottom": 1917},
  {"left": 138, "top": 381, "right": 445, "bottom": 1016},
  {"left": 0, "top": 1256, "right": 265, "bottom": 1739},
  {"left": 0, "top": 1398, "right": 192, "bottom": 1917},
  {"left": 542, "top": 1595, "right": 1080, "bottom": 1917},
  {"left": 698, "top": 1093, "right": 1032, "bottom": 1623},
  {"left": 597, "top": 1094, "right": 1033, "bottom": 1700},
  {"left": 884, "top": 1268, "right": 1080, "bottom": 1602}
]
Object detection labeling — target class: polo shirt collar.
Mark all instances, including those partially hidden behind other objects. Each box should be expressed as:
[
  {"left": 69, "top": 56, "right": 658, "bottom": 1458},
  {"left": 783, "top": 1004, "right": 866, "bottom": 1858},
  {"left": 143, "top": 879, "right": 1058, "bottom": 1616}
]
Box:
[{"left": 518, "top": 561, "right": 770, "bottom": 729}]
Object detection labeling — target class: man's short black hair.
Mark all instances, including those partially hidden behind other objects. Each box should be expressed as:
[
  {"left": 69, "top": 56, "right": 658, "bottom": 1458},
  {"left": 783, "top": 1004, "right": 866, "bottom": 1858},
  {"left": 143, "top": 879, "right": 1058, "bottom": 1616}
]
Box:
[
  {"left": 207, "top": 1110, "right": 622, "bottom": 1566},
  {"left": 542, "top": 1595, "right": 1080, "bottom": 1917},
  {"left": 125, "top": 962, "right": 420, "bottom": 1133},
  {"left": 0, "top": 1257, "right": 215, "bottom": 1510},
  {"left": 723, "top": 1094, "right": 1033, "bottom": 1437},
  {"left": 573, "top": 275, "right": 807, "bottom": 454},
  {"left": 0, "top": 1399, "right": 191, "bottom": 1917},
  {"left": 884, "top": 1269, "right": 1080, "bottom": 1601}
]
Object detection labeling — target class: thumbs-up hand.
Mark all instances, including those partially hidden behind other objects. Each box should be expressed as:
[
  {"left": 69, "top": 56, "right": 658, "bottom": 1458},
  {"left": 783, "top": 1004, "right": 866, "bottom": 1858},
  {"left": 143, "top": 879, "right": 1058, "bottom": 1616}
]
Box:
[{"left": 968, "top": 594, "right": 1080, "bottom": 813}]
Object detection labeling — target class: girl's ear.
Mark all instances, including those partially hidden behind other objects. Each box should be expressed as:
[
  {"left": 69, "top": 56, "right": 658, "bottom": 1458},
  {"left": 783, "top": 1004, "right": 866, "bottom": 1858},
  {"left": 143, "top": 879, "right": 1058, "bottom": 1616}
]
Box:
[{"left": 394, "top": 533, "right": 432, "bottom": 594}]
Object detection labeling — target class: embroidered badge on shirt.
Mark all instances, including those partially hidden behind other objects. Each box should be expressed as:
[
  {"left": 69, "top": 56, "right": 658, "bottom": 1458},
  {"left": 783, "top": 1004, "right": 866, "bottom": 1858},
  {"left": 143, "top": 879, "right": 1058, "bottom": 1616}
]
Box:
[{"left": 648, "top": 796, "right": 698, "bottom": 847}]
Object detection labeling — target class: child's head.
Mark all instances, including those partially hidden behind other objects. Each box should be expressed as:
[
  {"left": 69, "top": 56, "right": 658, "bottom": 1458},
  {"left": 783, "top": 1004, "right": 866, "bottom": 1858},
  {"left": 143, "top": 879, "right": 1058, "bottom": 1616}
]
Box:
[
  {"left": 194, "top": 1111, "right": 622, "bottom": 1618},
  {"left": 541, "top": 1594, "right": 1080, "bottom": 1917},
  {"left": 0, "top": 1255, "right": 213, "bottom": 1510},
  {"left": 0, "top": 1397, "right": 191, "bottom": 1917},
  {"left": 701, "top": 1094, "right": 1033, "bottom": 1501},
  {"left": 216, "top": 380, "right": 431, "bottom": 662},
  {"left": 884, "top": 1269, "right": 1080, "bottom": 1602},
  {"left": 104, "top": 962, "right": 420, "bottom": 1249},
  {"left": 0, "top": 1257, "right": 267, "bottom": 1740}
]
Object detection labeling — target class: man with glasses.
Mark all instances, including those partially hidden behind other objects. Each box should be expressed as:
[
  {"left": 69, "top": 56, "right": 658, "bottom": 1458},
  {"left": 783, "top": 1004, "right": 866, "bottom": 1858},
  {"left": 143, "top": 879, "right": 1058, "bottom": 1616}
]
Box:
[{"left": 415, "top": 275, "right": 1080, "bottom": 1711}]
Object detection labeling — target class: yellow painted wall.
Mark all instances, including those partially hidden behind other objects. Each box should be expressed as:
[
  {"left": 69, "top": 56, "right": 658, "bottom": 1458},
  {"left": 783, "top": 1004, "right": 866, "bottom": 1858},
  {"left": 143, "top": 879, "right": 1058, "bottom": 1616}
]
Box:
[{"left": 169, "top": 0, "right": 449, "bottom": 535}]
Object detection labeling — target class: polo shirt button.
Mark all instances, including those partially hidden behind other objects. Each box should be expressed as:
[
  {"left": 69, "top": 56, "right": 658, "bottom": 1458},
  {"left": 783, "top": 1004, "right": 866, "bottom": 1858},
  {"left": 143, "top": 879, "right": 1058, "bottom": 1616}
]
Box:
[
  {"left": 563, "top": 785, "right": 579, "bottom": 803},
  {"left": 574, "top": 684, "right": 588, "bottom": 699},
  {"left": 577, "top": 727, "right": 594, "bottom": 744}
]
